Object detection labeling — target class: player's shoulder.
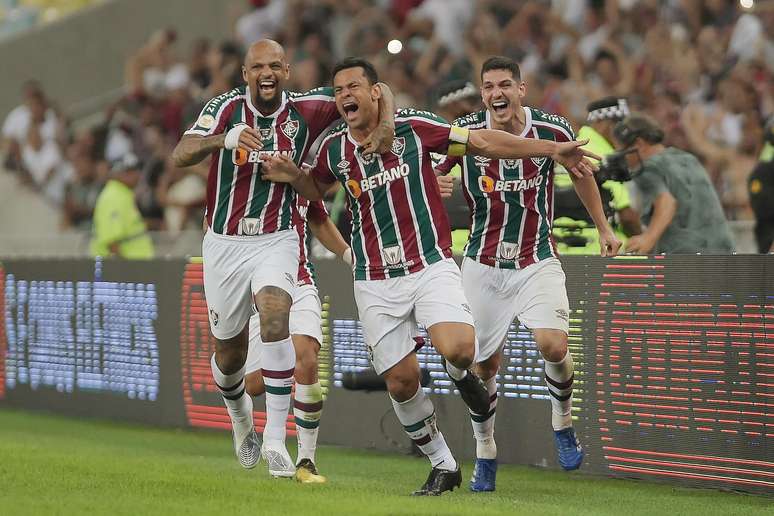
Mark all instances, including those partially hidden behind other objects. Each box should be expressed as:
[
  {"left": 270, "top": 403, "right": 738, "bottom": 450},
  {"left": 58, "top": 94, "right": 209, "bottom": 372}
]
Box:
[
  {"left": 395, "top": 108, "right": 449, "bottom": 126},
  {"left": 452, "top": 110, "right": 486, "bottom": 128},
  {"left": 528, "top": 107, "right": 574, "bottom": 136},
  {"left": 203, "top": 86, "right": 245, "bottom": 111},
  {"left": 289, "top": 86, "right": 335, "bottom": 101},
  {"left": 317, "top": 121, "right": 348, "bottom": 150}
]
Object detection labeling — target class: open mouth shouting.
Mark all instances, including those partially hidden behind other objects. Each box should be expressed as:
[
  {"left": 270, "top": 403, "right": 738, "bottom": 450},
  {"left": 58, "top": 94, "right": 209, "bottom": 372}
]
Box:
[
  {"left": 342, "top": 100, "right": 359, "bottom": 121},
  {"left": 258, "top": 78, "right": 277, "bottom": 98},
  {"left": 491, "top": 99, "right": 509, "bottom": 116}
]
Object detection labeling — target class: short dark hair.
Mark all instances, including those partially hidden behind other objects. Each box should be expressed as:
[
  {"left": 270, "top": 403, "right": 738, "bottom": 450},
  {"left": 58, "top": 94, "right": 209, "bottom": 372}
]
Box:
[
  {"left": 614, "top": 114, "right": 664, "bottom": 146},
  {"left": 332, "top": 57, "right": 379, "bottom": 85},
  {"left": 481, "top": 56, "right": 521, "bottom": 81}
]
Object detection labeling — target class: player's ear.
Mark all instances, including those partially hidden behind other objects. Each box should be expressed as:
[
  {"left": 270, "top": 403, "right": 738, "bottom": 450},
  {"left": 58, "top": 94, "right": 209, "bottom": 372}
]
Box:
[
  {"left": 371, "top": 82, "right": 381, "bottom": 101},
  {"left": 518, "top": 81, "right": 526, "bottom": 99},
  {"left": 242, "top": 65, "right": 248, "bottom": 83},
  {"left": 283, "top": 62, "right": 290, "bottom": 80}
]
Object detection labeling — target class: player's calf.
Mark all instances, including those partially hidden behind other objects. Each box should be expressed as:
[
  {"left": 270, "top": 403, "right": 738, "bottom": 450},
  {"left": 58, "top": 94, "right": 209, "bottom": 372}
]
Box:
[
  {"left": 292, "top": 334, "right": 325, "bottom": 482},
  {"left": 432, "top": 322, "right": 490, "bottom": 415}
]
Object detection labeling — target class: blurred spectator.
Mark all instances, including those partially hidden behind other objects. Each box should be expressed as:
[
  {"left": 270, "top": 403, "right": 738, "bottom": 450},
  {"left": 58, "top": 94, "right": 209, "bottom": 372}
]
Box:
[
  {"left": 235, "top": 0, "right": 287, "bottom": 48},
  {"left": 748, "top": 118, "right": 774, "bottom": 253},
  {"left": 434, "top": 80, "right": 481, "bottom": 123},
  {"left": 614, "top": 114, "right": 735, "bottom": 255},
  {"left": 2, "top": 82, "right": 60, "bottom": 172},
  {"left": 90, "top": 152, "right": 155, "bottom": 259},
  {"left": 155, "top": 156, "right": 207, "bottom": 234},
  {"left": 62, "top": 150, "right": 101, "bottom": 229}
]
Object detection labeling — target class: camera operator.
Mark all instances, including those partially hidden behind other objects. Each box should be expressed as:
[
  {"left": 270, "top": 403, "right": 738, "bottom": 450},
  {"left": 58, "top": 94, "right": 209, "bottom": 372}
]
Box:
[
  {"left": 553, "top": 97, "right": 641, "bottom": 254},
  {"left": 748, "top": 117, "right": 774, "bottom": 253},
  {"left": 614, "top": 114, "right": 735, "bottom": 254}
]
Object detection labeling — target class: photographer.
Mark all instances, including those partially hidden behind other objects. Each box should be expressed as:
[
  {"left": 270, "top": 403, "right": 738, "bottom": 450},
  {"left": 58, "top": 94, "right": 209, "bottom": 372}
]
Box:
[
  {"left": 553, "top": 97, "right": 641, "bottom": 254},
  {"left": 614, "top": 114, "right": 735, "bottom": 254}
]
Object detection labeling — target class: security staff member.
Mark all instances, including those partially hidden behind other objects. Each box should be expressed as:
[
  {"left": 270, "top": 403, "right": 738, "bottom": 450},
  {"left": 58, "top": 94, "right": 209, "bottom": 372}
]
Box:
[
  {"left": 553, "top": 97, "right": 640, "bottom": 254},
  {"left": 90, "top": 152, "right": 155, "bottom": 259},
  {"left": 749, "top": 117, "right": 774, "bottom": 253}
]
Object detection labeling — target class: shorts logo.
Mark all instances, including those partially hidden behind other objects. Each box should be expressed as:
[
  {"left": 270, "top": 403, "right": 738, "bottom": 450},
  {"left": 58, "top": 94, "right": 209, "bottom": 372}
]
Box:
[
  {"left": 503, "top": 159, "right": 520, "bottom": 169},
  {"left": 366, "top": 342, "right": 374, "bottom": 363},
  {"left": 461, "top": 303, "right": 471, "bottom": 314},
  {"left": 391, "top": 137, "right": 405, "bottom": 157},
  {"left": 555, "top": 308, "right": 569, "bottom": 322},
  {"left": 382, "top": 245, "right": 403, "bottom": 266},
  {"left": 284, "top": 272, "right": 295, "bottom": 285},
  {"left": 239, "top": 217, "right": 261, "bottom": 235},
  {"left": 498, "top": 242, "right": 518, "bottom": 261},
  {"left": 531, "top": 156, "right": 547, "bottom": 168},
  {"left": 197, "top": 114, "right": 215, "bottom": 129},
  {"left": 258, "top": 126, "right": 274, "bottom": 140},
  {"left": 281, "top": 120, "right": 299, "bottom": 139},
  {"left": 209, "top": 308, "right": 219, "bottom": 326}
]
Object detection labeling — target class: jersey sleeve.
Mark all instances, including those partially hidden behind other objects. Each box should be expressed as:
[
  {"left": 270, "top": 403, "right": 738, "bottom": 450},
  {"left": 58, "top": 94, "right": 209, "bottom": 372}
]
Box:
[
  {"left": 542, "top": 113, "right": 576, "bottom": 143},
  {"left": 291, "top": 87, "right": 340, "bottom": 140},
  {"left": 184, "top": 90, "right": 240, "bottom": 137},
  {"left": 398, "top": 109, "right": 469, "bottom": 155},
  {"left": 435, "top": 155, "right": 462, "bottom": 175},
  {"left": 310, "top": 146, "right": 337, "bottom": 185},
  {"left": 307, "top": 200, "right": 329, "bottom": 223}
]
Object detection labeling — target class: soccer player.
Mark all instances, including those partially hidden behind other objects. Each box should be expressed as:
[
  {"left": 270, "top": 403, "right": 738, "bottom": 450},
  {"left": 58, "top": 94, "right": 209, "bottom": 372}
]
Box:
[
  {"left": 171, "top": 40, "right": 395, "bottom": 475},
  {"left": 244, "top": 193, "right": 351, "bottom": 483},
  {"left": 261, "top": 57, "right": 598, "bottom": 495},
  {"left": 436, "top": 56, "right": 621, "bottom": 492}
]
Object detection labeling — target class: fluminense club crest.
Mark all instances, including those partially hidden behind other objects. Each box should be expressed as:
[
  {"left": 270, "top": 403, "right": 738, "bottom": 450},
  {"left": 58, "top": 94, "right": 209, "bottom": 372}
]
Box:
[
  {"left": 391, "top": 137, "right": 406, "bottom": 157},
  {"left": 281, "top": 120, "right": 299, "bottom": 139},
  {"left": 531, "top": 156, "right": 547, "bottom": 168}
]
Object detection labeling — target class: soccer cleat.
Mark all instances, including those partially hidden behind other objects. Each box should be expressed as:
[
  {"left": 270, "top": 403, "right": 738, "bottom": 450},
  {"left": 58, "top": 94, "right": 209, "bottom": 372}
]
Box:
[
  {"left": 234, "top": 427, "right": 261, "bottom": 469},
  {"left": 469, "top": 458, "right": 497, "bottom": 492},
  {"left": 295, "top": 458, "right": 327, "bottom": 484},
  {"left": 442, "top": 359, "right": 490, "bottom": 416},
  {"left": 411, "top": 466, "right": 462, "bottom": 496},
  {"left": 553, "top": 427, "right": 584, "bottom": 471},
  {"left": 262, "top": 440, "right": 296, "bottom": 478}
]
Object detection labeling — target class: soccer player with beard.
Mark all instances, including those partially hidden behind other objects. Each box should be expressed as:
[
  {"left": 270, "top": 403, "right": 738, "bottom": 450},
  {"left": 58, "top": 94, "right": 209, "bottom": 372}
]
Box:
[
  {"left": 243, "top": 192, "right": 351, "bottom": 484},
  {"left": 436, "top": 56, "right": 621, "bottom": 492},
  {"left": 172, "top": 40, "right": 395, "bottom": 478},
  {"left": 262, "top": 57, "right": 599, "bottom": 495}
]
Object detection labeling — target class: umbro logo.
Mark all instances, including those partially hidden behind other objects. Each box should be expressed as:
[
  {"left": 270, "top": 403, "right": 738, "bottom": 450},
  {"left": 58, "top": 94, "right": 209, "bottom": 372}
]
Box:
[
  {"left": 209, "top": 308, "right": 219, "bottom": 326},
  {"left": 337, "top": 160, "right": 350, "bottom": 170},
  {"left": 474, "top": 156, "right": 491, "bottom": 167}
]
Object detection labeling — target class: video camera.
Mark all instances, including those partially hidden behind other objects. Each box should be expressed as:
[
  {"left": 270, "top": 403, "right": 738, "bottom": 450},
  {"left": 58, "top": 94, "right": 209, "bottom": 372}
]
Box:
[{"left": 596, "top": 147, "right": 641, "bottom": 183}]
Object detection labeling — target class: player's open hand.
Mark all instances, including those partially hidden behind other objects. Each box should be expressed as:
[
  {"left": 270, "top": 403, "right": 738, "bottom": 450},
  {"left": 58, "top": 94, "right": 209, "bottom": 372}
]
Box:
[
  {"left": 553, "top": 139, "right": 600, "bottom": 178},
  {"left": 261, "top": 154, "right": 301, "bottom": 183},
  {"left": 599, "top": 229, "right": 622, "bottom": 257},
  {"left": 238, "top": 127, "right": 263, "bottom": 151},
  {"left": 436, "top": 174, "right": 454, "bottom": 198}
]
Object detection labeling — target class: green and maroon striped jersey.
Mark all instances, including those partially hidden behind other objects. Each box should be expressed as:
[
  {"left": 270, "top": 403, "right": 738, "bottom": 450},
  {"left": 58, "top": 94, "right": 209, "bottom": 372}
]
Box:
[
  {"left": 311, "top": 109, "right": 459, "bottom": 281},
  {"left": 294, "top": 196, "right": 328, "bottom": 288},
  {"left": 185, "top": 86, "right": 339, "bottom": 236},
  {"left": 437, "top": 107, "right": 575, "bottom": 269}
]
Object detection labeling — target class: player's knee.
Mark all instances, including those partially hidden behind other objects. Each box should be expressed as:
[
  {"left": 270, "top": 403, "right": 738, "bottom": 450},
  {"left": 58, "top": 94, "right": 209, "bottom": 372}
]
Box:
[
  {"left": 538, "top": 334, "right": 568, "bottom": 362},
  {"left": 255, "top": 286, "right": 292, "bottom": 342},
  {"left": 385, "top": 374, "right": 420, "bottom": 401},
  {"left": 444, "top": 342, "right": 475, "bottom": 369},
  {"left": 244, "top": 373, "right": 265, "bottom": 397}
]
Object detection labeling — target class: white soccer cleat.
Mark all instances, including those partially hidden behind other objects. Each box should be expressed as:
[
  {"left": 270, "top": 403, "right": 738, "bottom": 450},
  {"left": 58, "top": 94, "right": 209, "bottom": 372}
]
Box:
[
  {"left": 262, "top": 439, "right": 295, "bottom": 478},
  {"left": 234, "top": 427, "right": 262, "bottom": 469}
]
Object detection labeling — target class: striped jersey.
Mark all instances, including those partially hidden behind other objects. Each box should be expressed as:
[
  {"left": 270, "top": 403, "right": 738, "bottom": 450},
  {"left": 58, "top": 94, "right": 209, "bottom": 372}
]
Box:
[
  {"left": 437, "top": 107, "right": 575, "bottom": 269},
  {"left": 294, "top": 196, "right": 328, "bottom": 288},
  {"left": 311, "top": 109, "right": 458, "bottom": 281},
  {"left": 185, "top": 86, "right": 339, "bottom": 236}
]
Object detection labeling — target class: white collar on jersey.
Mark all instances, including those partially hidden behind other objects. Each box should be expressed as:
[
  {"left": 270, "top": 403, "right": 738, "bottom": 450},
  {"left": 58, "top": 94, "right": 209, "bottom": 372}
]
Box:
[
  {"left": 245, "top": 87, "right": 288, "bottom": 119},
  {"left": 486, "top": 105, "right": 532, "bottom": 137}
]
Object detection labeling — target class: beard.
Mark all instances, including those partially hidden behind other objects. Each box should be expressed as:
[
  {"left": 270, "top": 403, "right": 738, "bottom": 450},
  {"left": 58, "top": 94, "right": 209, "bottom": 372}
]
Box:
[{"left": 253, "top": 86, "right": 282, "bottom": 114}]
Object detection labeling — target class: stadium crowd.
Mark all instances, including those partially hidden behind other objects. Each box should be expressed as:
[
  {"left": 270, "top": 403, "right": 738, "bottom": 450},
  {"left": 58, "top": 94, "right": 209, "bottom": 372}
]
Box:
[{"left": 1, "top": 0, "right": 773, "bottom": 244}]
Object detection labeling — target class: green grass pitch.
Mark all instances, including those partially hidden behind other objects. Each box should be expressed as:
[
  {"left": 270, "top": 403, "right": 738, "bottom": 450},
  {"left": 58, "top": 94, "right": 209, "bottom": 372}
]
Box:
[{"left": 0, "top": 409, "right": 768, "bottom": 515}]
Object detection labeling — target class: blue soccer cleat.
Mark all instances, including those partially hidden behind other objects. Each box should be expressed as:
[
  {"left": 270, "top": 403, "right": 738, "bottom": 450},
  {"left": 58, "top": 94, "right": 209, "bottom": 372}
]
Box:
[
  {"left": 553, "top": 427, "right": 584, "bottom": 470},
  {"left": 469, "top": 458, "right": 497, "bottom": 492}
]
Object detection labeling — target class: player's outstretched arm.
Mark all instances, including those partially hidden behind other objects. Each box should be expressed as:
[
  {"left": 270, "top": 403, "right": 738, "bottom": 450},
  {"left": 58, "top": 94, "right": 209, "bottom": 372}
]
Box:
[
  {"left": 172, "top": 125, "right": 263, "bottom": 167},
  {"left": 465, "top": 129, "right": 600, "bottom": 178},
  {"left": 261, "top": 155, "right": 332, "bottom": 201},
  {"left": 569, "top": 174, "right": 621, "bottom": 257}
]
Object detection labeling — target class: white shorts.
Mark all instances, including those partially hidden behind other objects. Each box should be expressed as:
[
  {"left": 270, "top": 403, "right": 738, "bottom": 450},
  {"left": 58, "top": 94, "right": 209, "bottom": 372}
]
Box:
[
  {"left": 462, "top": 257, "right": 570, "bottom": 362},
  {"left": 244, "top": 283, "right": 322, "bottom": 374},
  {"left": 354, "top": 258, "right": 474, "bottom": 375},
  {"left": 202, "top": 228, "right": 299, "bottom": 340}
]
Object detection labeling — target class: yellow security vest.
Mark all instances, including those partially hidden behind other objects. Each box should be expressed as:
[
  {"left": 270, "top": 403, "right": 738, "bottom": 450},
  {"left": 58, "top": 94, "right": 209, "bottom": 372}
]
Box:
[{"left": 90, "top": 179, "right": 155, "bottom": 259}]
